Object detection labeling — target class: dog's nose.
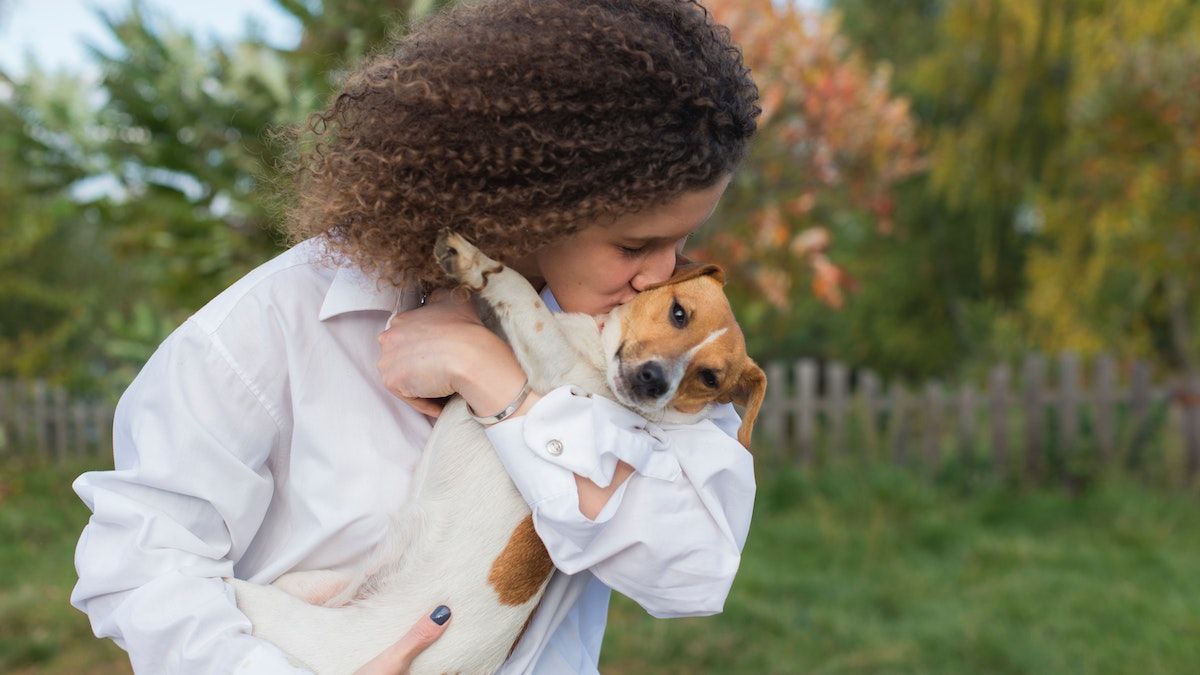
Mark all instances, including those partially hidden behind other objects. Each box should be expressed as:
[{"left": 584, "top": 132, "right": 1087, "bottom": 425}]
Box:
[{"left": 632, "top": 362, "right": 668, "bottom": 399}]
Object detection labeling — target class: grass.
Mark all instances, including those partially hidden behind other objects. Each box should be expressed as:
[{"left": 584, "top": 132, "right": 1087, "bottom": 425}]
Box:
[
  {"left": 0, "top": 458, "right": 129, "bottom": 674},
  {"left": 601, "top": 461, "right": 1200, "bottom": 674},
  {"left": 2, "top": 457, "right": 1199, "bottom": 674}
]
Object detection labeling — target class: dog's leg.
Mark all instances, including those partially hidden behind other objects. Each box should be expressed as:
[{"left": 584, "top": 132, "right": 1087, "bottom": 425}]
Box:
[
  {"left": 271, "top": 570, "right": 356, "bottom": 606},
  {"left": 435, "top": 230, "right": 582, "bottom": 390}
]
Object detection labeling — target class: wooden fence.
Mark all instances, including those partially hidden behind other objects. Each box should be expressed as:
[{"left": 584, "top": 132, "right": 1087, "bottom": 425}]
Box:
[
  {"left": 757, "top": 352, "right": 1200, "bottom": 484},
  {"left": 0, "top": 380, "right": 115, "bottom": 462},
  {"left": 3, "top": 352, "right": 1200, "bottom": 484}
]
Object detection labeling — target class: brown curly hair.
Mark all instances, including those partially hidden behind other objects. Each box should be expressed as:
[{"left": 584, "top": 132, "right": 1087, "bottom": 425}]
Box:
[{"left": 282, "top": 0, "right": 760, "bottom": 288}]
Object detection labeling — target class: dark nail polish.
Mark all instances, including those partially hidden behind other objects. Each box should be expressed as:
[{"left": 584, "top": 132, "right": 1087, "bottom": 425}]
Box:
[{"left": 430, "top": 605, "right": 451, "bottom": 625}]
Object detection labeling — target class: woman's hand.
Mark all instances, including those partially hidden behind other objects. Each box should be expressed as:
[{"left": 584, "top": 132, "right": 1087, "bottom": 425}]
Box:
[
  {"left": 377, "top": 291, "right": 526, "bottom": 417},
  {"left": 353, "top": 605, "right": 452, "bottom": 674}
]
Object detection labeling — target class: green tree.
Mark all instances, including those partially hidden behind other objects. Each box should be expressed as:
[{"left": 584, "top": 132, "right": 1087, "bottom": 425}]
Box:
[
  {"left": 834, "top": 0, "right": 1200, "bottom": 374},
  {"left": 0, "top": 67, "right": 122, "bottom": 390},
  {"left": 1025, "top": 2, "right": 1200, "bottom": 374},
  {"left": 0, "top": 0, "right": 452, "bottom": 394}
]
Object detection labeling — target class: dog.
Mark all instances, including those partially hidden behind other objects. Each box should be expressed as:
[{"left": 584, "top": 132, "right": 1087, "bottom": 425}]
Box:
[{"left": 228, "top": 230, "right": 766, "bottom": 674}]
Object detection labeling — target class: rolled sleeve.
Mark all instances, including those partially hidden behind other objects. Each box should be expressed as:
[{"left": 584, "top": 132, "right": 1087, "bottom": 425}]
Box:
[
  {"left": 486, "top": 389, "right": 755, "bottom": 618},
  {"left": 71, "top": 320, "right": 308, "bottom": 674}
]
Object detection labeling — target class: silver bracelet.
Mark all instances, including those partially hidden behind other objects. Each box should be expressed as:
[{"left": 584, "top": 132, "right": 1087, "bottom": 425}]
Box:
[{"left": 468, "top": 379, "right": 531, "bottom": 426}]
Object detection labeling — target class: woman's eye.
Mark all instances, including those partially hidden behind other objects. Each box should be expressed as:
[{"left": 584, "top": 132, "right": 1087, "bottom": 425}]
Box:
[
  {"left": 699, "top": 369, "right": 719, "bottom": 388},
  {"left": 670, "top": 300, "right": 688, "bottom": 328},
  {"left": 618, "top": 244, "right": 646, "bottom": 257}
]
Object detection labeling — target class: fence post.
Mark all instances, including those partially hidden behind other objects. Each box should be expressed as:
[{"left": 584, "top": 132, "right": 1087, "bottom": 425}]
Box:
[
  {"left": 796, "top": 360, "right": 817, "bottom": 466},
  {"left": 1058, "top": 352, "right": 1081, "bottom": 484},
  {"left": 888, "top": 382, "right": 910, "bottom": 466},
  {"left": 956, "top": 383, "right": 977, "bottom": 463},
  {"left": 922, "top": 382, "right": 944, "bottom": 469},
  {"left": 72, "top": 401, "right": 89, "bottom": 459},
  {"left": 1022, "top": 354, "right": 1046, "bottom": 480},
  {"left": 989, "top": 365, "right": 1011, "bottom": 478},
  {"left": 859, "top": 370, "right": 881, "bottom": 460},
  {"left": 0, "top": 380, "right": 10, "bottom": 456},
  {"left": 827, "top": 361, "right": 849, "bottom": 457},
  {"left": 54, "top": 387, "right": 69, "bottom": 462},
  {"left": 1094, "top": 354, "right": 1117, "bottom": 466},
  {"left": 91, "top": 400, "right": 113, "bottom": 459},
  {"left": 1182, "top": 375, "right": 1200, "bottom": 484},
  {"left": 32, "top": 380, "right": 49, "bottom": 459},
  {"left": 1128, "top": 360, "right": 1152, "bottom": 466},
  {"left": 763, "top": 362, "right": 788, "bottom": 461},
  {"left": 13, "top": 380, "right": 29, "bottom": 452}
]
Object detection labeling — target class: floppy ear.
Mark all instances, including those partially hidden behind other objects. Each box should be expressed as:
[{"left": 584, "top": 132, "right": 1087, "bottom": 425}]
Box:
[
  {"left": 730, "top": 360, "right": 767, "bottom": 449},
  {"left": 645, "top": 263, "right": 725, "bottom": 291}
]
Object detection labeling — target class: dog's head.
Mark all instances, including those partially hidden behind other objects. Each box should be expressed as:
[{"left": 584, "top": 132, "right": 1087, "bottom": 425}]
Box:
[{"left": 600, "top": 264, "right": 767, "bottom": 449}]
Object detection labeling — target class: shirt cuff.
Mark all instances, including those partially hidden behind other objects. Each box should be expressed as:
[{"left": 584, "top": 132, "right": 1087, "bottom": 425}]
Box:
[
  {"left": 484, "top": 386, "right": 682, "bottom": 556},
  {"left": 488, "top": 385, "right": 680, "bottom": 488}
]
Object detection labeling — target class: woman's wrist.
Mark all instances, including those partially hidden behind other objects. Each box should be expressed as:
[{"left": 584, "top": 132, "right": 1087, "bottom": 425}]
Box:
[{"left": 450, "top": 332, "right": 540, "bottom": 419}]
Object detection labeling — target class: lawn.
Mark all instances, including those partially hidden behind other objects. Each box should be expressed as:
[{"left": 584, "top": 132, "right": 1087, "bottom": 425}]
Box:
[{"left": 2, "top": 457, "right": 1198, "bottom": 674}]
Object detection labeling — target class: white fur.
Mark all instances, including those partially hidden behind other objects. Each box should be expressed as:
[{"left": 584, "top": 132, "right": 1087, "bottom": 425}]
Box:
[{"left": 227, "top": 233, "right": 731, "bottom": 673}]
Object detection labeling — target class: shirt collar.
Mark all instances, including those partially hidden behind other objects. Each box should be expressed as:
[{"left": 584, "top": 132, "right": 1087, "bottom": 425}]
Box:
[
  {"left": 319, "top": 266, "right": 561, "bottom": 321},
  {"left": 319, "top": 265, "right": 420, "bottom": 321},
  {"left": 539, "top": 285, "right": 563, "bottom": 314}
]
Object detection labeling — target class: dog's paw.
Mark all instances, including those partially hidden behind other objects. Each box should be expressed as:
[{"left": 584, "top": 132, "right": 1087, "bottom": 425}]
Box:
[{"left": 435, "top": 228, "right": 503, "bottom": 291}]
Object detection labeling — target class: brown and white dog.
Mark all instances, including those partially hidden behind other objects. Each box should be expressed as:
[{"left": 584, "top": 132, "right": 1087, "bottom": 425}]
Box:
[{"left": 228, "top": 231, "right": 766, "bottom": 674}]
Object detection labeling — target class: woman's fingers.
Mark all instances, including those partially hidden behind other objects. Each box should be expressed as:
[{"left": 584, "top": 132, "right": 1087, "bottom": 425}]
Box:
[
  {"left": 401, "top": 394, "right": 449, "bottom": 418},
  {"left": 389, "top": 606, "right": 452, "bottom": 672},
  {"left": 354, "top": 605, "right": 452, "bottom": 674}
]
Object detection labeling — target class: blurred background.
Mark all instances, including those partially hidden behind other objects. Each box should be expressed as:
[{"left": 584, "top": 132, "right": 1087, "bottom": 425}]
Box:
[{"left": 1, "top": 0, "right": 1198, "bottom": 673}]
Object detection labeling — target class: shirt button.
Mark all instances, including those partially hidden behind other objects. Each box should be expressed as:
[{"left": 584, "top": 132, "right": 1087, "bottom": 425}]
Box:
[{"left": 546, "top": 439, "right": 564, "bottom": 456}]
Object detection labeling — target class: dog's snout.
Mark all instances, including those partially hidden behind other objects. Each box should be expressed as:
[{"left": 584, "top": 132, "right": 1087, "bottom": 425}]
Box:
[{"left": 632, "top": 362, "right": 668, "bottom": 399}]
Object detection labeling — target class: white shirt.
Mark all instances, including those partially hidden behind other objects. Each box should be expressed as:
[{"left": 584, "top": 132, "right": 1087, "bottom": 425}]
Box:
[{"left": 71, "top": 239, "right": 756, "bottom": 674}]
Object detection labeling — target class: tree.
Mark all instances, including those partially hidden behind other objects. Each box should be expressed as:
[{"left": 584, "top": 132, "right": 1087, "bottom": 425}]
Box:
[
  {"left": 0, "top": 67, "right": 121, "bottom": 390},
  {"left": 834, "top": 0, "right": 1200, "bottom": 374},
  {"left": 1025, "top": 2, "right": 1200, "bottom": 374},
  {"left": 690, "top": 0, "right": 927, "bottom": 369},
  {"left": 0, "top": 0, "right": 453, "bottom": 394}
]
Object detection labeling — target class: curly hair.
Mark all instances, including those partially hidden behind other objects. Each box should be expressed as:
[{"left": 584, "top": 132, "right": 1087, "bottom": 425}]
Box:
[{"left": 282, "top": 0, "right": 760, "bottom": 288}]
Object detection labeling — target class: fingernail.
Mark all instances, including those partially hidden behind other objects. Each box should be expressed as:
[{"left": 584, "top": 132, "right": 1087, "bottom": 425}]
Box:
[{"left": 430, "top": 605, "right": 451, "bottom": 625}]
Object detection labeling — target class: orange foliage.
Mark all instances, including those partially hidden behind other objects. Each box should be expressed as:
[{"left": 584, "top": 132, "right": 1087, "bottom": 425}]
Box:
[{"left": 692, "top": 0, "right": 923, "bottom": 311}]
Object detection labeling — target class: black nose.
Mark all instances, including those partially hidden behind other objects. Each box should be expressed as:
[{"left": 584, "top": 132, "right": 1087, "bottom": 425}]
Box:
[{"left": 632, "top": 362, "right": 668, "bottom": 399}]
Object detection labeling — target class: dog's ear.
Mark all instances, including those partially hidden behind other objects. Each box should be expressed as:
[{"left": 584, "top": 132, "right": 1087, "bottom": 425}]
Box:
[
  {"left": 645, "top": 263, "right": 725, "bottom": 291},
  {"left": 729, "top": 360, "right": 767, "bottom": 449}
]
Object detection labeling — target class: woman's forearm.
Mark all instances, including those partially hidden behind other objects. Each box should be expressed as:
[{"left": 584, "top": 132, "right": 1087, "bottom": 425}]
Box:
[{"left": 452, "top": 346, "right": 631, "bottom": 518}]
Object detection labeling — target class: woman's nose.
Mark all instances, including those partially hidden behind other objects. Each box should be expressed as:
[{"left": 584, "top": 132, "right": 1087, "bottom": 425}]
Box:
[{"left": 630, "top": 245, "right": 678, "bottom": 291}]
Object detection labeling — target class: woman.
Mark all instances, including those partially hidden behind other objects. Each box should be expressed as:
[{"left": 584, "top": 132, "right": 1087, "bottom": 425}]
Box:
[{"left": 71, "top": 0, "right": 761, "bottom": 672}]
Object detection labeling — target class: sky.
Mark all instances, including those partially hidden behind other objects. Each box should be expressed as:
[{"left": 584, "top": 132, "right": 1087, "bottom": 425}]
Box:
[
  {"left": 0, "top": 0, "right": 825, "bottom": 80},
  {"left": 0, "top": 0, "right": 302, "bottom": 78}
]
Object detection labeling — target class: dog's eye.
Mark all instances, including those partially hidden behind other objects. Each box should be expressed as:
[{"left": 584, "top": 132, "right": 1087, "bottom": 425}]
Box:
[
  {"left": 698, "top": 369, "right": 719, "bottom": 388},
  {"left": 670, "top": 300, "right": 688, "bottom": 328}
]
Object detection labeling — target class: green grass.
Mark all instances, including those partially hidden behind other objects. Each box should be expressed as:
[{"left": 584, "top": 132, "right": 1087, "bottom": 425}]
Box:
[
  {"left": 601, "top": 462, "right": 1200, "bottom": 674},
  {"left": 0, "top": 458, "right": 129, "bottom": 674},
  {"left": 3, "top": 458, "right": 1199, "bottom": 674}
]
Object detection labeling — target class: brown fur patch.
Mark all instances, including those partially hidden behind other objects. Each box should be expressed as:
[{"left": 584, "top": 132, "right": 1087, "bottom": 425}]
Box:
[
  {"left": 535, "top": 321, "right": 544, "bottom": 332},
  {"left": 488, "top": 516, "right": 554, "bottom": 606}
]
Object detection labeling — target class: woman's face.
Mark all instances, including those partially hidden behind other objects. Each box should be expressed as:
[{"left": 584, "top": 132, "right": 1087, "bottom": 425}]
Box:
[{"left": 529, "top": 175, "right": 732, "bottom": 315}]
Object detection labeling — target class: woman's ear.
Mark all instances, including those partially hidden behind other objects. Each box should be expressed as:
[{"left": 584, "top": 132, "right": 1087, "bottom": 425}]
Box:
[{"left": 731, "top": 360, "right": 767, "bottom": 449}]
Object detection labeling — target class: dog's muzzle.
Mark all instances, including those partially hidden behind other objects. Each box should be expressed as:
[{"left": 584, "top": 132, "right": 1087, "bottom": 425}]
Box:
[{"left": 630, "top": 361, "right": 669, "bottom": 400}]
